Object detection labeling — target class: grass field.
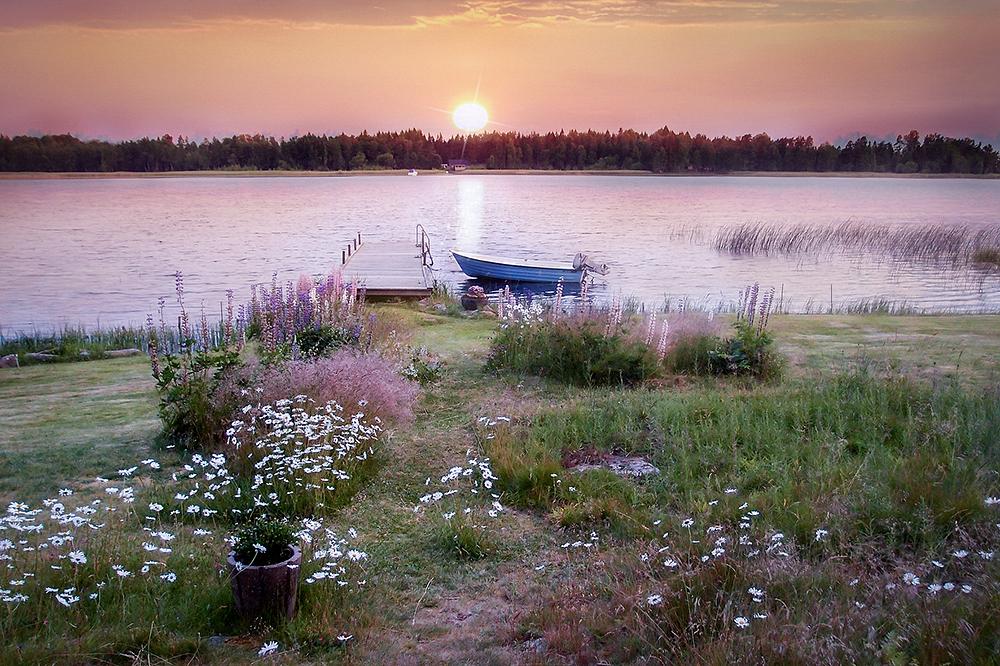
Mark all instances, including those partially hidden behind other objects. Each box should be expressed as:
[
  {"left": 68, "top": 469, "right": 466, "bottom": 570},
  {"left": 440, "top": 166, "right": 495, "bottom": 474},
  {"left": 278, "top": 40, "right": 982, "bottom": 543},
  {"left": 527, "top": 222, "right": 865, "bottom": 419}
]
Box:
[{"left": 0, "top": 311, "right": 998, "bottom": 663}]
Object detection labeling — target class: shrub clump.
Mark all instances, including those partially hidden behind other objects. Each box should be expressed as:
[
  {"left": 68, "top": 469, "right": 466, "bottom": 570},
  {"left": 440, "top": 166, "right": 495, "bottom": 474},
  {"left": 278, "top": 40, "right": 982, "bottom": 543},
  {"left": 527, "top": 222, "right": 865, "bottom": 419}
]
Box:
[
  {"left": 708, "top": 319, "right": 782, "bottom": 379},
  {"left": 154, "top": 345, "right": 241, "bottom": 449},
  {"left": 667, "top": 286, "right": 782, "bottom": 379},
  {"left": 487, "top": 300, "right": 657, "bottom": 387},
  {"left": 486, "top": 283, "right": 782, "bottom": 385},
  {"left": 150, "top": 270, "right": 417, "bottom": 450},
  {"left": 232, "top": 519, "right": 296, "bottom": 566}
]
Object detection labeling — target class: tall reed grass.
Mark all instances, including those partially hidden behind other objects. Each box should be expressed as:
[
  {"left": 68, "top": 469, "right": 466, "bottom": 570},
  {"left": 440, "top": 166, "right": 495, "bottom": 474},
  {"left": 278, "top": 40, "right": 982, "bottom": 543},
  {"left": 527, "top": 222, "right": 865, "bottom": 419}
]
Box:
[{"left": 714, "top": 221, "right": 1000, "bottom": 266}]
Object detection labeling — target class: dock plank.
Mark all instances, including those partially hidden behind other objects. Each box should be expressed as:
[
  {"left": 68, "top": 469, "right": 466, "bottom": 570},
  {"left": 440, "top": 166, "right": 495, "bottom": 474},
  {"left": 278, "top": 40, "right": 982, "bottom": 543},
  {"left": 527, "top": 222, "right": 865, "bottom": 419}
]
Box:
[{"left": 342, "top": 241, "right": 433, "bottom": 298}]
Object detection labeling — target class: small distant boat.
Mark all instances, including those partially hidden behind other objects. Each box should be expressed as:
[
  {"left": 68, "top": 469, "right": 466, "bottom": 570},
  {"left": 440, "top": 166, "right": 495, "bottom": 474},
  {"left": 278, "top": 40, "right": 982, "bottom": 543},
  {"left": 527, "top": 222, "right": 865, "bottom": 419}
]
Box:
[
  {"left": 451, "top": 249, "right": 609, "bottom": 283},
  {"left": 407, "top": 168, "right": 418, "bottom": 176}
]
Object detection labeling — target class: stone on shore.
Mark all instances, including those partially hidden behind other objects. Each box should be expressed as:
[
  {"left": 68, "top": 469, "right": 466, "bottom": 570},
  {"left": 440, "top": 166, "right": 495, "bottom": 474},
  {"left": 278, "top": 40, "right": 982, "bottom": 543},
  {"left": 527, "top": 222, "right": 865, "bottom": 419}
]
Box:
[
  {"left": 104, "top": 348, "right": 143, "bottom": 358},
  {"left": 569, "top": 455, "right": 660, "bottom": 478}
]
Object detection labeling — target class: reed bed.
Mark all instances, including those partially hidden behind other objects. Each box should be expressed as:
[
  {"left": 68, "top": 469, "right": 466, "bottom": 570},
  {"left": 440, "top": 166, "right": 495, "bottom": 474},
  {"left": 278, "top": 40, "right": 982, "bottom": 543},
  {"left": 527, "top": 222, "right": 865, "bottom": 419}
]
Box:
[{"left": 714, "top": 221, "right": 1000, "bottom": 265}]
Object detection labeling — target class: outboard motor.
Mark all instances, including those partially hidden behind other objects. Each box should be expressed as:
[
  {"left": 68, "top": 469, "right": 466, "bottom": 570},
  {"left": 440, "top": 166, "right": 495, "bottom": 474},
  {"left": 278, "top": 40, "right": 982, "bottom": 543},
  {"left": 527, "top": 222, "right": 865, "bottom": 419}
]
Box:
[{"left": 573, "top": 252, "right": 610, "bottom": 276}]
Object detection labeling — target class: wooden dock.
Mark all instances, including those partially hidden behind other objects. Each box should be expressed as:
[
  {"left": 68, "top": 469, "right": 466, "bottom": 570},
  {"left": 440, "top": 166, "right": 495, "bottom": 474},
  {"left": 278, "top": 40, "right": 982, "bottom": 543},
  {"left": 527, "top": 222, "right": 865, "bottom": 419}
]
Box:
[{"left": 341, "top": 226, "right": 435, "bottom": 299}]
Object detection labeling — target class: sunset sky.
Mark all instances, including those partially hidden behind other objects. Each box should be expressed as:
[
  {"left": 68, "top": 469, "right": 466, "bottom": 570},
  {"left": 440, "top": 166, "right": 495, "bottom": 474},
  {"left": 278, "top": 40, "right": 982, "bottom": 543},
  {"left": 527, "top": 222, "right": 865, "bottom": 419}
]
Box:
[{"left": 1, "top": 1, "right": 998, "bottom": 143}]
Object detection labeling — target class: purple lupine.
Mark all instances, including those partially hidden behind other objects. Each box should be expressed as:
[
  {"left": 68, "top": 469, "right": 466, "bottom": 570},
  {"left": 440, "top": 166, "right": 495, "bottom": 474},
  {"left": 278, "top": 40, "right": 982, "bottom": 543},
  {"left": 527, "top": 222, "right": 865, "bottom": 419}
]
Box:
[
  {"left": 156, "top": 296, "right": 168, "bottom": 353},
  {"left": 758, "top": 287, "right": 775, "bottom": 333},
  {"left": 175, "top": 271, "right": 191, "bottom": 343},
  {"left": 250, "top": 283, "right": 260, "bottom": 324},
  {"left": 745, "top": 283, "right": 759, "bottom": 327},
  {"left": 236, "top": 304, "right": 247, "bottom": 351},
  {"left": 225, "top": 289, "right": 235, "bottom": 344},
  {"left": 146, "top": 313, "right": 160, "bottom": 379},
  {"left": 199, "top": 304, "right": 210, "bottom": 352},
  {"left": 285, "top": 280, "right": 295, "bottom": 341},
  {"left": 656, "top": 321, "right": 670, "bottom": 360}
]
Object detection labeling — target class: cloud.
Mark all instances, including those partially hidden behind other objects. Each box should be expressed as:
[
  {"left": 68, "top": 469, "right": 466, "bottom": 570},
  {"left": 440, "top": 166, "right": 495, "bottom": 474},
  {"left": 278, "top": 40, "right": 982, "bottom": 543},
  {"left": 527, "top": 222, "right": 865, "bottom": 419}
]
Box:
[{"left": 2, "top": 0, "right": 994, "bottom": 30}]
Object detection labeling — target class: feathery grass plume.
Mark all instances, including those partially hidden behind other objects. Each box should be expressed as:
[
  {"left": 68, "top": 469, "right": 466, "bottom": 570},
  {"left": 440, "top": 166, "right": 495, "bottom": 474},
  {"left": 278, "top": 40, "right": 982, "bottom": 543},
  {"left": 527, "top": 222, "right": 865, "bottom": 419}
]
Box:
[{"left": 223, "top": 350, "right": 419, "bottom": 425}]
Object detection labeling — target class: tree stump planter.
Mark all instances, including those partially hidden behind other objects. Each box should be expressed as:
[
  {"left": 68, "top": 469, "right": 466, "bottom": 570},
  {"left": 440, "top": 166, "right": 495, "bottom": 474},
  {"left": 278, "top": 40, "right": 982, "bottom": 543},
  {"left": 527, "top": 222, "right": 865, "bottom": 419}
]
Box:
[
  {"left": 461, "top": 286, "right": 489, "bottom": 311},
  {"left": 228, "top": 546, "right": 301, "bottom": 622},
  {"left": 460, "top": 295, "right": 484, "bottom": 310}
]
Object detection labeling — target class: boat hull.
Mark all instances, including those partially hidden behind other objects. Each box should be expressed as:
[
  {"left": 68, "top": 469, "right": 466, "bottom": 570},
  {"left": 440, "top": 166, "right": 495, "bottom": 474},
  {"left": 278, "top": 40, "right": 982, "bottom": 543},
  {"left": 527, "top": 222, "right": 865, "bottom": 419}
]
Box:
[{"left": 452, "top": 250, "right": 585, "bottom": 283}]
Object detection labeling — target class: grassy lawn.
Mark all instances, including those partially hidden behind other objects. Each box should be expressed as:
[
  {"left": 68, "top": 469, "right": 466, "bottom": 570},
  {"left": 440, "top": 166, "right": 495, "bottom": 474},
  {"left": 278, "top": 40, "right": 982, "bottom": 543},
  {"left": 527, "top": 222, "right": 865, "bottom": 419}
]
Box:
[
  {"left": 774, "top": 314, "right": 1000, "bottom": 383},
  {"left": 0, "top": 310, "right": 998, "bottom": 663},
  {"left": 0, "top": 357, "right": 158, "bottom": 501}
]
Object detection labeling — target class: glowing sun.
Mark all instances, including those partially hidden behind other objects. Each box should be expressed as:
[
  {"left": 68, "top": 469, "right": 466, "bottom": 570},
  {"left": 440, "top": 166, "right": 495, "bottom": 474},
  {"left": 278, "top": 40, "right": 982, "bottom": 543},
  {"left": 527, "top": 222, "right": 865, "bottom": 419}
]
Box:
[{"left": 453, "top": 102, "right": 488, "bottom": 132}]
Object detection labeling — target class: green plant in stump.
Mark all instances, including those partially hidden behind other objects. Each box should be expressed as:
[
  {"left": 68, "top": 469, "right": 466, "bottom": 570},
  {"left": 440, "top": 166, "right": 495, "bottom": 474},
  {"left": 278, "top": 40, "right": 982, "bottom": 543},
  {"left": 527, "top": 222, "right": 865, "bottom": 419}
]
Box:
[{"left": 232, "top": 519, "right": 296, "bottom": 566}]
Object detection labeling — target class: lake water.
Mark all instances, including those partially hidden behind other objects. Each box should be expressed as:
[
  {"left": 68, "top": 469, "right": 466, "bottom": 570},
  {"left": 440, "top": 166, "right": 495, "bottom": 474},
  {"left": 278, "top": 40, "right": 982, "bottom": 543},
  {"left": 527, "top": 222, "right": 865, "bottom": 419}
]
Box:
[{"left": 2, "top": 175, "right": 999, "bottom": 331}]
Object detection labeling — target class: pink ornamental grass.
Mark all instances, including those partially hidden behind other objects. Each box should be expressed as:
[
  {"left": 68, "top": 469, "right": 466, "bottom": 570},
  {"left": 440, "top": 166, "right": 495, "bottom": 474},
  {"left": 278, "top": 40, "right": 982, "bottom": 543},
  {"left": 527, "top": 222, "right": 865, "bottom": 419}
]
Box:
[{"left": 256, "top": 351, "right": 419, "bottom": 425}]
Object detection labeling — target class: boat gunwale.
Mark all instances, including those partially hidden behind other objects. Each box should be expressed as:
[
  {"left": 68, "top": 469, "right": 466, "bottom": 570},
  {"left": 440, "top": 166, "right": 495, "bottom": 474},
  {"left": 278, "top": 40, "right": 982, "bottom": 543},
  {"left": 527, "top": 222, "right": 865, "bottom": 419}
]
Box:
[{"left": 450, "top": 249, "right": 580, "bottom": 272}]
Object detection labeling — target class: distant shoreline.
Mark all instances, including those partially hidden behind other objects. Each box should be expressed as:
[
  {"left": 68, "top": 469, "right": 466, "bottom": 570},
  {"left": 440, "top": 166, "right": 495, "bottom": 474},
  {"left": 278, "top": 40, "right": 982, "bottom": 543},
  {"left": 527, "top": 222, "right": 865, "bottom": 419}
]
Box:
[{"left": 1, "top": 169, "right": 998, "bottom": 180}]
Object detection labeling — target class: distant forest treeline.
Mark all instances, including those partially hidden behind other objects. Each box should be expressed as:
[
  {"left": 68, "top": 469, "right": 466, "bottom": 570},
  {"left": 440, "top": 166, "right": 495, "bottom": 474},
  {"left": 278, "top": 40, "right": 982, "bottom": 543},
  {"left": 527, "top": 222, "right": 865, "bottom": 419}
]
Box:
[{"left": 1, "top": 129, "right": 997, "bottom": 174}]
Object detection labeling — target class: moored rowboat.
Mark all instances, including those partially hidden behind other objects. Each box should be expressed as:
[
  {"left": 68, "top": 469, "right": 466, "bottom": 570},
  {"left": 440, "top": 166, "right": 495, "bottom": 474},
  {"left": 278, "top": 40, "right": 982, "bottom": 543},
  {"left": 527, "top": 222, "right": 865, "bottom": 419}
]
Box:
[{"left": 451, "top": 249, "right": 608, "bottom": 283}]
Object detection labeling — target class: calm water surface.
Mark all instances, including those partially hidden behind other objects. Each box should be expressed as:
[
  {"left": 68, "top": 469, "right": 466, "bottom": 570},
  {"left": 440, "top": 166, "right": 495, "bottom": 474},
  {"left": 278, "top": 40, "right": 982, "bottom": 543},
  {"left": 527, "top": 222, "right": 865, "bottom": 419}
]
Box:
[{"left": 2, "top": 175, "right": 1000, "bottom": 330}]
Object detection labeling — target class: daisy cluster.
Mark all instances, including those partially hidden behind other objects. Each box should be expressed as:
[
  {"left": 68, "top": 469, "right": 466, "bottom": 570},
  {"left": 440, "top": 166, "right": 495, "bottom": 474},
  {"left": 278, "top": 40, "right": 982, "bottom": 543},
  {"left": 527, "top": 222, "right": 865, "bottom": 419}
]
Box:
[
  {"left": 223, "top": 395, "right": 382, "bottom": 516},
  {"left": 637, "top": 489, "right": 1000, "bottom": 630},
  {"left": 294, "top": 522, "right": 369, "bottom": 587},
  {"left": 0, "top": 470, "right": 180, "bottom": 609},
  {"left": 414, "top": 444, "right": 506, "bottom": 526},
  {"left": 0, "top": 399, "right": 377, "bottom": 648}
]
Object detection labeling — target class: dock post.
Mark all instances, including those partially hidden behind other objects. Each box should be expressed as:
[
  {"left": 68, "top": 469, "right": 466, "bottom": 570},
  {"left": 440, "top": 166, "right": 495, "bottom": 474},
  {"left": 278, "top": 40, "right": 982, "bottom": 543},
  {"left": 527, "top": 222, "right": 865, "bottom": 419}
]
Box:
[{"left": 342, "top": 249, "right": 346, "bottom": 265}]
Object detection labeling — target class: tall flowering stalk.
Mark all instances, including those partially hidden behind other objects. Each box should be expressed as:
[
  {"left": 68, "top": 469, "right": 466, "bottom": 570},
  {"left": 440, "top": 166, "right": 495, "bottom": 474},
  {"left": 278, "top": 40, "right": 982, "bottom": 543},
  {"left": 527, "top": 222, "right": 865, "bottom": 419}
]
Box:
[
  {"left": 758, "top": 287, "right": 775, "bottom": 333},
  {"left": 199, "top": 305, "right": 210, "bottom": 353},
  {"left": 224, "top": 289, "right": 235, "bottom": 344},
  {"left": 605, "top": 297, "right": 624, "bottom": 337},
  {"left": 646, "top": 313, "right": 658, "bottom": 346},
  {"left": 174, "top": 271, "right": 191, "bottom": 346},
  {"left": 656, "top": 321, "right": 669, "bottom": 360},
  {"left": 554, "top": 278, "right": 564, "bottom": 314},
  {"left": 157, "top": 297, "right": 169, "bottom": 354},
  {"left": 146, "top": 314, "right": 160, "bottom": 379}
]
